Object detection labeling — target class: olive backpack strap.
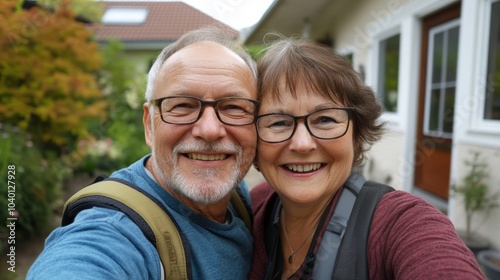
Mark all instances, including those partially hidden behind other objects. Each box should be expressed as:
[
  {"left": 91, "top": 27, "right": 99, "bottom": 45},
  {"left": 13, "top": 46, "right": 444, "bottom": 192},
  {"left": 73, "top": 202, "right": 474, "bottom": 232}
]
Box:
[
  {"left": 62, "top": 177, "right": 190, "bottom": 280},
  {"left": 230, "top": 184, "right": 253, "bottom": 232},
  {"left": 332, "top": 181, "right": 394, "bottom": 280}
]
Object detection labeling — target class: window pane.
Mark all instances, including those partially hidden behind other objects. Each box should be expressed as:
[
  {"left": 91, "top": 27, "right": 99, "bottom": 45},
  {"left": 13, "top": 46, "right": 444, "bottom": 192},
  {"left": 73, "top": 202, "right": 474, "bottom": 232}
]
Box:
[
  {"left": 428, "top": 89, "right": 440, "bottom": 132},
  {"left": 443, "top": 87, "right": 456, "bottom": 133},
  {"left": 378, "top": 34, "right": 400, "bottom": 112},
  {"left": 446, "top": 26, "right": 460, "bottom": 82},
  {"left": 432, "top": 32, "right": 444, "bottom": 83},
  {"left": 484, "top": 1, "right": 500, "bottom": 120}
]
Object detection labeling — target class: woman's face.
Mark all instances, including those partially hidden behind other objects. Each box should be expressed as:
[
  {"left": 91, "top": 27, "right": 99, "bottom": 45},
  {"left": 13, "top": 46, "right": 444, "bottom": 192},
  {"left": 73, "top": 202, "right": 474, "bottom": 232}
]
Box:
[{"left": 257, "top": 81, "right": 354, "bottom": 205}]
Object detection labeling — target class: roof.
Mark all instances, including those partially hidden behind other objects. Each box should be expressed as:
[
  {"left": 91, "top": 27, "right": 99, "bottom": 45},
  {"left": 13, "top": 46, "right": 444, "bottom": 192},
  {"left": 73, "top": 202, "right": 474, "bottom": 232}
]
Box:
[
  {"left": 93, "top": 1, "right": 237, "bottom": 47},
  {"left": 241, "top": 0, "right": 352, "bottom": 44}
]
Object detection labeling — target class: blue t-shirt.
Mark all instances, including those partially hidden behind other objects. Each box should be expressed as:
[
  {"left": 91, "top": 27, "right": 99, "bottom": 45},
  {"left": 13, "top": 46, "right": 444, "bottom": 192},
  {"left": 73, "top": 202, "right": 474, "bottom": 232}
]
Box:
[{"left": 27, "top": 155, "right": 253, "bottom": 279}]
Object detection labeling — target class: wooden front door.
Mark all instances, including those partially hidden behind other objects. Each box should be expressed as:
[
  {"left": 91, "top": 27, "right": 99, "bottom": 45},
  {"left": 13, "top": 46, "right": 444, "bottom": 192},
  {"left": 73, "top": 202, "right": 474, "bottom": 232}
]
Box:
[{"left": 414, "top": 3, "right": 461, "bottom": 200}]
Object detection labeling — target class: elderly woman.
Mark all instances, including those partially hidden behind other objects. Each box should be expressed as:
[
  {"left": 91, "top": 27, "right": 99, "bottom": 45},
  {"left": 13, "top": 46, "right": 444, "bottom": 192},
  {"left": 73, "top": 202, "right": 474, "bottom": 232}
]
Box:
[{"left": 250, "top": 38, "right": 485, "bottom": 279}]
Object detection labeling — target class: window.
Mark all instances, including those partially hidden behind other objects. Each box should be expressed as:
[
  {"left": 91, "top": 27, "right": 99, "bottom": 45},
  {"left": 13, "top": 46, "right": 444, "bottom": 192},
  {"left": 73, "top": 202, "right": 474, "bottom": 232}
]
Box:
[
  {"left": 377, "top": 34, "right": 400, "bottom": 112},
  {"left": 424, "top": 19, "right": 460, "bottom": 138},
  {"left": 484, "top": 0, "right": 500, "bottom": 120},
  {"left": 102, "top": 7, "right": 149, "bottom": 25}
]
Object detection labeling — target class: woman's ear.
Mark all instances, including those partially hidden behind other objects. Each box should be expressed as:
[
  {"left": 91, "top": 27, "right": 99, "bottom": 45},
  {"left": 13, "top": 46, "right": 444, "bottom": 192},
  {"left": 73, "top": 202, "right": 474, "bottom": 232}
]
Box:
[{"left": 253, "top": 154, "right": 260, "bottom": 172}]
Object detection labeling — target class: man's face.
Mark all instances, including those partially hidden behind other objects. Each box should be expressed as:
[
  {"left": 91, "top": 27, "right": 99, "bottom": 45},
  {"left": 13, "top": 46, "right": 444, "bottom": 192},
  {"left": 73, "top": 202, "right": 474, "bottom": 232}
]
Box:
[{"left": 143, "top": 42, "right": 257, "bottom": 205}]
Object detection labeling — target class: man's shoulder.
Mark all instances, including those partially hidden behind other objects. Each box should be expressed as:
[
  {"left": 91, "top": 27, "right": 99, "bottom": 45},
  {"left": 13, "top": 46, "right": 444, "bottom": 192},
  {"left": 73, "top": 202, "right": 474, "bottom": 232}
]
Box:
[
  {"left": 67, "top": 207, "right": 148, "bottom": 238},
  {"left": 28, "top": 207, "right": 160, "bottom": 279},
  {"left": 109, "top": 155, "right": 148, "bottom": 182}
]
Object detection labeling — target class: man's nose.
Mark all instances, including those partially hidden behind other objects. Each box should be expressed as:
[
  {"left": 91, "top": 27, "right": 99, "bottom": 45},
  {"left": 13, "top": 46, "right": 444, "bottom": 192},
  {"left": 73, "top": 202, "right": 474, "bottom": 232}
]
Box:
[{"left": 191, "top": 106, "right": 227, "bottom": 141}]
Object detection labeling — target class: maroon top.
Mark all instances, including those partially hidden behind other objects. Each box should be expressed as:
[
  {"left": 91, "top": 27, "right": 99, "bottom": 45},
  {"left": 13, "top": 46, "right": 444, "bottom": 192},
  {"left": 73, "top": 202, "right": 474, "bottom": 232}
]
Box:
[{"left": 250, "top": 182, "right": 486, "bottom": 280}]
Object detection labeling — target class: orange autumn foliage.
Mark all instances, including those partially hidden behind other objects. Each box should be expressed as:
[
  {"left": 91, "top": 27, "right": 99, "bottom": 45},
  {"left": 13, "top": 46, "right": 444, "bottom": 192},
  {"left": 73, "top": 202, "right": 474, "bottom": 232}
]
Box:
[{"left": 0, "top": 0, "right": 107, "bottom": 147}]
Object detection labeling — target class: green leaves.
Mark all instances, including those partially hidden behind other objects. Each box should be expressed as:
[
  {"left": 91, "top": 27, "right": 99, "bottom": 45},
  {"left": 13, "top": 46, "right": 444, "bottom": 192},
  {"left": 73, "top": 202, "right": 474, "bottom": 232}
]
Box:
[{"left": 454, "top": 151, "right": 499, "bottom": 240}]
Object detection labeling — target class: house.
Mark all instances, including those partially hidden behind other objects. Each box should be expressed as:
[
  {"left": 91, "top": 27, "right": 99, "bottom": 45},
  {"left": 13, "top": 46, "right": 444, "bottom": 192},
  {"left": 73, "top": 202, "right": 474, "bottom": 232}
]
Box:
[
  {"left": 243, "top": 0, "right": 500, "bottom": 249},
  {"left": 93, "top": 1, "right": 237, "bottom": 73}
]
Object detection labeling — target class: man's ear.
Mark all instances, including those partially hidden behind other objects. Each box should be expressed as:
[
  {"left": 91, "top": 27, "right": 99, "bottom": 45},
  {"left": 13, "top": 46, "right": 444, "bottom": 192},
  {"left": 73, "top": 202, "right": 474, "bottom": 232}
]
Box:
[{"left": 143, "top": 103, "right": 153, "bottom": 148}]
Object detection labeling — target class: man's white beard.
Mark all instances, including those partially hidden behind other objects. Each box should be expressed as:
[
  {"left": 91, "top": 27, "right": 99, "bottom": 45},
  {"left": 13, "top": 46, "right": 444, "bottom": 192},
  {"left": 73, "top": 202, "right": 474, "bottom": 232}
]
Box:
[{"left": 151, "top": 140, "right": 243, "bottom": 204}]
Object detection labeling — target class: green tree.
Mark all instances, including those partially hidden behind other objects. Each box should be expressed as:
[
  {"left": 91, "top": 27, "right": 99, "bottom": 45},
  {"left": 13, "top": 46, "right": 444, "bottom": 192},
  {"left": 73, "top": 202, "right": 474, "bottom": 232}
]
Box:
[
  {"left": 78, "top": 40, "right": 150, "bottom": 175},
  {"left": 454, "top": 152, "right": 499, "bottom": 241},
  {"left": 0, "top": 0, "right": 106, "bottom": 153}
]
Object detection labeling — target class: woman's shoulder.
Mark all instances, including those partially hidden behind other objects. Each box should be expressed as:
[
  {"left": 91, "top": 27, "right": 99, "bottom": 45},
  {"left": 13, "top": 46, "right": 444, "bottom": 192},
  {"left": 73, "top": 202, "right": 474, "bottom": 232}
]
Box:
[
  {"left": 369, "top": 189, "right": 457, "bottom": 246},
  {"left": 368, "top": 191, "right": 484, "bottom": 279},
  {"left": 250, "top": 181, "right": 276, "bottom": 213},
  {"left": 374, "top": 189, "right": 449, "bottom": 223},
  {"left": 378, "top": 189, "right": 443, "bottom": 213}
]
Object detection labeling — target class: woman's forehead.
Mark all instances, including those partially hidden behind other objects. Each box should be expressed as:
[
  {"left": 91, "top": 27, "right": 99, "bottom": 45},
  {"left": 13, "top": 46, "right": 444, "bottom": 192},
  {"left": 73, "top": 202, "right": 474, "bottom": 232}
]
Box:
[{"left": 261, "top": 78, "right": 344, "bottom": 106}]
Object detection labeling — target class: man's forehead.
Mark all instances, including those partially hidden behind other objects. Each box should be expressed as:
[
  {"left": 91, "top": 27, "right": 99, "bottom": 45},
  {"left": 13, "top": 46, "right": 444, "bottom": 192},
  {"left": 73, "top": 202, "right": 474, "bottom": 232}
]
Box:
[{"left": 163, "top": 41, "right": 246, "bottom": 68}]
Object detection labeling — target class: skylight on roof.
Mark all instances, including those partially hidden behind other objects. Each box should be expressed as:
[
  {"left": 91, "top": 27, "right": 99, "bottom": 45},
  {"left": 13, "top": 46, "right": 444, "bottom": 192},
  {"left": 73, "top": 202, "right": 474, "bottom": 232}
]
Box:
[{"left": 102, "top": 7, "right": 149, "bottom": 25}]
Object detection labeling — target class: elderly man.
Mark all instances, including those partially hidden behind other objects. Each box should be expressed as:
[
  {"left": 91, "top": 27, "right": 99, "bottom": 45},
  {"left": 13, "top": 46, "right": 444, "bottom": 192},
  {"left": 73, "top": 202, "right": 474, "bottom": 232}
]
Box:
[{"left": 27, "top": 27, "right": 258, "bottom": 279}]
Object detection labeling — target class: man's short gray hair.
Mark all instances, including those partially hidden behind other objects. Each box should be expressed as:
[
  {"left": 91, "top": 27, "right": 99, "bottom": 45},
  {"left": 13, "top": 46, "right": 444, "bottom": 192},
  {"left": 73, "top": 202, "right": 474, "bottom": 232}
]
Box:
[{"left": 145, "top": 26, "right": 257, "bottom": 102}]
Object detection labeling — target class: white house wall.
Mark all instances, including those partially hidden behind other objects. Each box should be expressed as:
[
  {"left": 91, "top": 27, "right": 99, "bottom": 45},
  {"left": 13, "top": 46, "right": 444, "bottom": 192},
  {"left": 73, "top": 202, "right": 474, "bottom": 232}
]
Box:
[
  {"left": 452, "top": 0, "right": 500, "bottom": 249},
  {"left": 321, "top": 0, "right": 500, "bottom": 248},
  {"left": 364, "top": 132, "right": 405, "bottom": 189}
]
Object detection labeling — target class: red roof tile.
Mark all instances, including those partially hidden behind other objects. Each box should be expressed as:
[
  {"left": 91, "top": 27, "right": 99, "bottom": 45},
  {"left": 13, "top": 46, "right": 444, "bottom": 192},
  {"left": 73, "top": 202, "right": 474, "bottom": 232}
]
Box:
[{"left": 93, "top": 1, "right": 237, "bottom": 42}]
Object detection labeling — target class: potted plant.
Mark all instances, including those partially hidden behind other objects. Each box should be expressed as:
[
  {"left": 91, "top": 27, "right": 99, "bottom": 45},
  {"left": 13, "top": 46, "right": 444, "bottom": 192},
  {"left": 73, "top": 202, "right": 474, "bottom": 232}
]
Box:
[
  {"left": 477, "top": 250, "right": 500, "bottom": 279},
  {"left": 453, "top": 151, "right": 499, "bottom": 255}
]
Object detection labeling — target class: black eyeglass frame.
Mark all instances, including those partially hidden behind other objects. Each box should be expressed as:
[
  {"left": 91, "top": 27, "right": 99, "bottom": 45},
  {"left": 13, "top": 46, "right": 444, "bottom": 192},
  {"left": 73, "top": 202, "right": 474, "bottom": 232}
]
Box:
[
  {"left": 151, "top": 96, "right": 260, "bottom": 126},
  {"left": 255, "top": 107, "right": 354, "bottom": 143}
]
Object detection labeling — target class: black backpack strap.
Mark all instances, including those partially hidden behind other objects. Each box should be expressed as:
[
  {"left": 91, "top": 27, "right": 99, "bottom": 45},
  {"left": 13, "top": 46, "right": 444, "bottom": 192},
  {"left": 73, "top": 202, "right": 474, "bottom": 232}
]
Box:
[
  {"left": 312, "top": 173, "right": 366, "bottom": 279},
  {"left": 332, "top": 181, "right": 394, "bottom": 280}
]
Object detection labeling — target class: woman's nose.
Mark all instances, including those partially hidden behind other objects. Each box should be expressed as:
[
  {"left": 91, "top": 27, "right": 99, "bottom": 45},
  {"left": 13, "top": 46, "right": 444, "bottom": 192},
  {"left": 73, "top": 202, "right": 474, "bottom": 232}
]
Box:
[{"left": 288, "top": 121, "right": 317, "bottom": 153}]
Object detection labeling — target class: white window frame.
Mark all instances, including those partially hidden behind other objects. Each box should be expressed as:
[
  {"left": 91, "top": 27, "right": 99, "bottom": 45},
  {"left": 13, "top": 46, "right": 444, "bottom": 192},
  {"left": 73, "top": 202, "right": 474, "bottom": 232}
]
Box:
[
  {"left": 423, "top": 19, "right": 460, "bottom": 139},
  {"left": 471, "top": 0, "right": 500, "bottom": 133},
  {"left": 372, "top": 27, "right": 403, "bottom": 127}
]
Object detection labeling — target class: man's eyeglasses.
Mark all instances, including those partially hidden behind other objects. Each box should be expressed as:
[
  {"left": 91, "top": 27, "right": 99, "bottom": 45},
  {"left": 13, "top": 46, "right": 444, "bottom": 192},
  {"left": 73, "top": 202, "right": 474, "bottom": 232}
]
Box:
[
  {"left": 255, "top": 108, "right": 354, "bottom": 143},
  {"left": 151, "top": 96, "right": 259, "bottom": 126}
]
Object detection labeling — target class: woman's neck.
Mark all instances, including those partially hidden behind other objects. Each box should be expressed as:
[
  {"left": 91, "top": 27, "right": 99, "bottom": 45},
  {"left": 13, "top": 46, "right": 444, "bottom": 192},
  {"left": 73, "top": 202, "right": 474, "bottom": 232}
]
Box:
[{"left": 279, "top": 196, "right": 333, "bottom": 278}]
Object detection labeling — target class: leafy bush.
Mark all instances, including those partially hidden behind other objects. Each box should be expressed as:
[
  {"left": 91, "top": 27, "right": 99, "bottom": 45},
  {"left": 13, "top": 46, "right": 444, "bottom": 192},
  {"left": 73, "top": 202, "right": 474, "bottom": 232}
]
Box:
[
  {"left": 0, "top": 124, "right": 71, "bottom": 247},
  {"left": 77, "top": 40, "right": 150, "bottom": 176}
]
